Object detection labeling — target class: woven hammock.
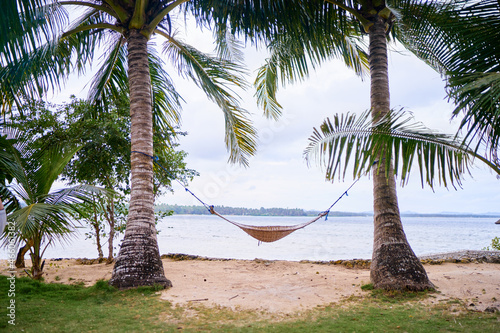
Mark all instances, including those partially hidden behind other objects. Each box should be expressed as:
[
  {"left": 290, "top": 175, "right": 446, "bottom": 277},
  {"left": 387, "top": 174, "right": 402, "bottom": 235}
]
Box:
[
  {"left": 132, "top": 151, "right": 357, "bottom": 243},
  {"left": 210, "top": 209, "right": 328, "bottom": 243}
]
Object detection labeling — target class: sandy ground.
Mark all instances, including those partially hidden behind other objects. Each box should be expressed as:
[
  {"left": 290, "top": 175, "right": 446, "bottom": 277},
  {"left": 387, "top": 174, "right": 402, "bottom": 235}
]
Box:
[{"left": 2, "top": 258, "right": 500, "bottom": 313}]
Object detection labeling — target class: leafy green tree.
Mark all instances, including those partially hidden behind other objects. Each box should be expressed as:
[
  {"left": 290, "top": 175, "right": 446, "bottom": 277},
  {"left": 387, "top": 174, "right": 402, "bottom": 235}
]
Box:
[
  {"left": 76, "top": 192, "right": 128, "bottom": 263},
  {"left": 9, "top": 97, "right": 195, "bottom": 263},
  {"left": 0, "top": 129, "right": 104, "bottom": 279},
  {"left": 0, "top": 0, "right": 277, "bottom": 289}
]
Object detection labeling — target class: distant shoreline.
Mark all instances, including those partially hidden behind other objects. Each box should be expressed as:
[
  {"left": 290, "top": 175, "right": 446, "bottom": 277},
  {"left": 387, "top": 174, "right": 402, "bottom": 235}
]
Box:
[
  {"left": 156, "top": 204, "right": 500, "bottom": 219},
  {"left": 35, "top": 250, "right": 500, "bottom": 264}
]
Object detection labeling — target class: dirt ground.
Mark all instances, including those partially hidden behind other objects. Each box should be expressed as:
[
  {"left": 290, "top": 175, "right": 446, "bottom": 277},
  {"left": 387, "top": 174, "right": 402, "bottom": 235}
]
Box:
[{"left": 3, "top": 257, "right": 499, "bottom": 313}]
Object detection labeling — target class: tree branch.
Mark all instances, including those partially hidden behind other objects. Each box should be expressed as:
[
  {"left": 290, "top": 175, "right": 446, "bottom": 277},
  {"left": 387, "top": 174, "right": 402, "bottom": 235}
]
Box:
[
  {"left": 130, "top": 0, "right": 148, "bottom": 29},
  {"left": 144, "top": 0, "right": 190, "bottom": 37},
  {"left": 62, "top": 23, "right": 124, "bottom": 38},
  {"left": 324, "top": 0, "right": 373, "bottom": 31},
  {"left": 58, "top": 1, "right": 120, "bottom": 19}
]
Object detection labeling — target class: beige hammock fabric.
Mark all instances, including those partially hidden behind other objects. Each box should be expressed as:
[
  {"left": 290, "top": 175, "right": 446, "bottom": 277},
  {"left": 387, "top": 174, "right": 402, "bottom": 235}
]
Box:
[{"left": 210, "top": 209, "right": 328, "bottom": 243}]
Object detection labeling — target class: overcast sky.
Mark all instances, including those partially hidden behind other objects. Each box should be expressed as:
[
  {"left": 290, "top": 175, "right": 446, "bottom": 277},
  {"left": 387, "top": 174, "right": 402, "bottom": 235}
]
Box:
[{"left": 56, "top": 22, "right": 499, "bottom": 215}]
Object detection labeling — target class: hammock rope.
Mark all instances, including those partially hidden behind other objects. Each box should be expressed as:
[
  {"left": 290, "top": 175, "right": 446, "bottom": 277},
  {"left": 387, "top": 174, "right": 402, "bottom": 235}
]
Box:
[{"left": 132, "top": 151, "right": 359, "bottom": 243}]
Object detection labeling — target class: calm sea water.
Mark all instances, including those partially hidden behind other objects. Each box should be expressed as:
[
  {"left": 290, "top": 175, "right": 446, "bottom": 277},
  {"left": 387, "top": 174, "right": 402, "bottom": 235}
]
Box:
[{"left": 2, "top": 215, "right": 498, "bottom": 261}]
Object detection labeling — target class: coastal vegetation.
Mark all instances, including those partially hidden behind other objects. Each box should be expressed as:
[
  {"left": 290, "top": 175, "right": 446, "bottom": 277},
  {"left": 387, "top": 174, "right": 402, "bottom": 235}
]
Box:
[
  {"left": 257, "top": 0, "right": 440, "bottom": 291},
  {"left": 0, "top": 129, "right": 105, "bottom": 279},
  {"left": 156, "top": 204, "right": 312, "bottom": 217},
  {"left": 1, "top": 0, "right": 498, "bottom": 293},
  {"left": 1, "top": 0, "right": 266, "bottom": 289},
  {"left": 256, "top": 0, "right": 500, "bottom": 290},
  {"left": 7, "top": 98, "right": 194, "bottom": 263},
  {"left": 1, "top": 276, "right": 498, "bottom": 333},
  {"left": 156, "top": 204, "right": 500, "bottom": 218}
]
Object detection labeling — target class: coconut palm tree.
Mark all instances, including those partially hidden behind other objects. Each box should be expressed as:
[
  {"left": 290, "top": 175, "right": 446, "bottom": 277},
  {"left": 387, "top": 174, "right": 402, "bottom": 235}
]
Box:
[
  {"left": 0, "top": 0, "right": 268, "bottom": 289},
  {"left": 255, "top": 0, "right": 440, "bottom": 290},
  {"left": 0, "top": 130, "right": 104, "bottom": 279},
  {"left": 1, "top": 0, "right": 372, "bottom": 290}
]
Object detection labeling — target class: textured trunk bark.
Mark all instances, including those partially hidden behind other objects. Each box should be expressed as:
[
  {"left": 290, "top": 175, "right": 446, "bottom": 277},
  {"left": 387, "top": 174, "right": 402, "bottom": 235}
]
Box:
[
  {"left": 15, "top": 239, "right": 33, "bottom": 268},
  {"left": 368, "top": 17, "right": 433, "bottom": 291},
  {"left": 106, "top": 198, "right": 115, "bottom": 264},
  {"left": 109, "top": 30, "right": 171, "bottom": 289},
  {"left": 92, "top": 202, "right": 104, "bottom": 262},
  {"left": 30, "top": 236, "right": 44, "bottom": 280}
]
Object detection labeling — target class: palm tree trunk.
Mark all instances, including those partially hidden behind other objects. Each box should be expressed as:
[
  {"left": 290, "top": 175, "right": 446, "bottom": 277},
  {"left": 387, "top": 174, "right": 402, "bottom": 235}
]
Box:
[
  {"left": 109, "top": 30, "right": 171, "bottom": 289},
  {"left": 368, "top": 16, "right": 433, "bottom": 291},
  {"left": 15, "top": 239, "right": 33, "bottom": 268}
]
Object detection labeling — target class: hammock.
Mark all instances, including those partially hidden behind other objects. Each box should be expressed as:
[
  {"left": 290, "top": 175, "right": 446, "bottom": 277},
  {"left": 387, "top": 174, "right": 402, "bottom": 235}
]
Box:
[
  {"left": 132, "top": 151, "right": 358, "bottom": 243},
  {"left": 209, "top": 207, "right": 328, "bottom": 243}
]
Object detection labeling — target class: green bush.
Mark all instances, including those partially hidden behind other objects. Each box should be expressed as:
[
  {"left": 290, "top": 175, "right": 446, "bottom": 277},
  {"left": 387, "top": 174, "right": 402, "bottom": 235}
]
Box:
[{"left": 483, "top": 237, "right": 500, "bottom": 251}]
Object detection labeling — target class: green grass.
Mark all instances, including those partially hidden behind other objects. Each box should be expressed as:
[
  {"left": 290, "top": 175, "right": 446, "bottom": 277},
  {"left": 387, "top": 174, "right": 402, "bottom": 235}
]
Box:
[{"left": 1, "top": 276, "right": 498, "bottom": 332}]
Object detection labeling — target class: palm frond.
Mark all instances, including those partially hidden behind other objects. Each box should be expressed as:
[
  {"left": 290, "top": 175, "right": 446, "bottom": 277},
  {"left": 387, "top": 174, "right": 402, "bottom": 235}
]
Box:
[
  {"left": 0, "top": 1, "right": 68, "bottom": 64},
  {"left": 448, "top": 72, "right": 500, "bottom": 156},
  {"left": 304, "top": 109, "right": 482, "bottom": 189},
  {"left": 87, "top": 35, "right": 128, "bottom": 109},
  {"left": 254, "top": 22, "right": 367, "bottom": 120},
  {"left": 394, "top": 0, "right": 500, "bottom": 155},
  {"left": 7, "top": 202, "right": 76, "bottom": 244},
  {"left": 35, "top": 143, "right": 82, "bottom": 197},
  {"left": 185, "top": 0, "right": 357, "bottom": 45},
  {"left": 149, "top": 47, "right": 184, "bottom": 134},
  {"left": 0, "top": 36, "right": 73, "bottom": 112},
  {"left": 0, "top": 6, "right": 108, "bottom": 113},
  {"left": 163, "top": 33, "right": 257, "bottom": 166},
  {"left": 212, "top": 26, "right": 245, "bottom": 68}
]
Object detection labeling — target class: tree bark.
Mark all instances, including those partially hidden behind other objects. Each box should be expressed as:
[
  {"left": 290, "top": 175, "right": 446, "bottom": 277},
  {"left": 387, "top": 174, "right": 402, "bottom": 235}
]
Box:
[
  {"left": 92, "top": 201, "right": 104, "bottom": 262},
  {"left": 368, "top": 16, "right": 433, "bottom": 291},
  {"left": 106, "top": 197, "right": 115, "bottom": 264},
  {"left": 30, "top": 236, "right": 44, "bottom": 280},
  {"left": 109, "top": 30, "right": 171, "bottom": 289},
  {"left": 15, "top": 239, "right": 33, "bottom": 268}
]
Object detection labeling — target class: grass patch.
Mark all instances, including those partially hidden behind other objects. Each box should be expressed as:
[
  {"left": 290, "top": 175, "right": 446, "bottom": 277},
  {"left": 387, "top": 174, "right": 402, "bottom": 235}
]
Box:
[
  {"left": 1, "top": 275, "right": 498, "bottom": 332},
  {"left": 360, "top": 283, "right": 435, "bottom": 303}
]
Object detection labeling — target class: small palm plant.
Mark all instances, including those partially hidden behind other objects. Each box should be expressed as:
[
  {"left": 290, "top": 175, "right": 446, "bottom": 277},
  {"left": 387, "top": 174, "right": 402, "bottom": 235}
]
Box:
[{"left": 1, "top": 130, "right": 105, "bottom": 279}]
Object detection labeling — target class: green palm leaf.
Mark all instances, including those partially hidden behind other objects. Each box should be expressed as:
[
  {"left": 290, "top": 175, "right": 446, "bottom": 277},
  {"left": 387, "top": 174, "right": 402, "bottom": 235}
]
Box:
[
  {"left": 8, "top": 203, "right": 73, "bottom": 244},
  {"left": 394, "top": 0, "right": 500, "bottom": 155},
  {"left": 149, "top": 48, "right": 184, "bottom": 134},
  {"left": 0, "top": 0, "right": 67, "bottom": 64},
  {"left": 254, "top": 14, "right": 368, "bottom": 120},
  {"left": 162, "top": 32, "right": 257, "bottom": 166},
  {"left": 303, "top": 109, "right": 498, "bottom": 189}
]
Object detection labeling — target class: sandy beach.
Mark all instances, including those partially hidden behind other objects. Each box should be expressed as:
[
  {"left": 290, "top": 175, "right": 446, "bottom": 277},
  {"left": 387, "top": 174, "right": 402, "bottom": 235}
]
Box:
[{"left": 3, "top": 252, "right": 500, "bottom": 314}]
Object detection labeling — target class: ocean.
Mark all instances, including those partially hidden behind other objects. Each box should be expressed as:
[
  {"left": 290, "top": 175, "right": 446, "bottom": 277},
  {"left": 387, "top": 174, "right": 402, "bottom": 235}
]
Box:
[{"left": 2, "top": 215, "right": 498, "bottom": 261}]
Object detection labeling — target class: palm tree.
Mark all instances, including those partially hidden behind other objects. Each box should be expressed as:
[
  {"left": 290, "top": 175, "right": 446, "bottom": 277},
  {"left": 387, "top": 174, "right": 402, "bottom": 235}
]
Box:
[
  {"left": 395, "top": 0, "right": 500, "bottom": 160},
  {"left": 0, "top": 130, "right": 104, "bottom": 279},
  {"left": 1, "top": 0, "right": 303, "bottom": 289},
  {"left": 1, "top": 0, "right": 448, "bottom": 290},
  {"left": 255, "top": 1, "right": 439, "bottom": 290}
]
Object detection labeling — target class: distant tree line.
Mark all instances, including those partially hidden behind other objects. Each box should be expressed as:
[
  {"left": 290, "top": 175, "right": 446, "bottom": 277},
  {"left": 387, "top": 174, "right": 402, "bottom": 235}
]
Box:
[
  {"left": 156, "top": 204, "right": 313, "bottom": 217},
  {"left": 155, "top": 204, "right": 498, "bottom": 218}
]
